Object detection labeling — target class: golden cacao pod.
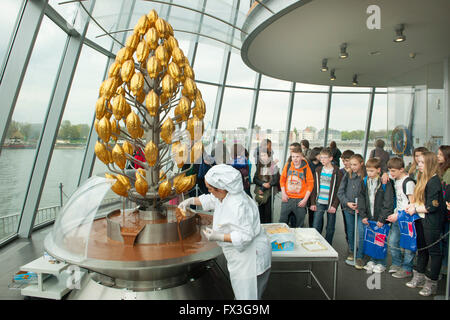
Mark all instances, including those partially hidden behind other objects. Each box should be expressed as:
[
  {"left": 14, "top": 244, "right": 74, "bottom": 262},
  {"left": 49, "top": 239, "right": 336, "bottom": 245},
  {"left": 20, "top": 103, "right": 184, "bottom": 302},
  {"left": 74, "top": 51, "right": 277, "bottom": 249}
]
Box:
[
  {"left": 122, "top": 141, "right": 133, "bottom": 156},
  {"left": 116, "top": 46, "right": 134, "bottom": 64},
  {"left": 182, "top": 77, "right": 197, "bottom": 101},
  {"left": 160, "top": 117, "right": 175, "bottom": 144},
  {"left": 172, "top": 47, "right": 185, "bottom": 65},
  {"left": 136, "top": 40, "right": 150, "bottom": 63},
  {"left": 155, "top": 44, "right": 169, "bottom": 67},
  {"left": 98, "top": 116, "right": 111, "bottom": 143},
  {"left": 174, "top": 96, "right": 191, "bottom": 123},
  {"left": 121, "top": 59, "right": 135, "bottom": 83},
  {"left": 187, "top": 116, "right": 204, "bottom": 142},
  {"left": 155, "top": 17, "right": 167, "bottom": 38},
  {"left": 100, "top": 77, "right": 119, "bottom": 100},
  {"left": 116, "top": 86, "right": 125, "bottom": 96},
  {"left": 172, "top": 142, "right": 188, "bottom": 168},
  {"left": 112, "top": 143, "right": 126, "bottom": 170},
  {"left": 146, "top": 55, "right": 162, "bottom": 79},
  {"left": 145, "top": 27, "right": 159, "bottom": 50},
  {"left": 110, "top": 118, "right": 120, "bottom": 142},
  {"left": 108, "top": 61, "right": 122, "bottom": 78},
  {"left": 130, "top": 72, "right": 144, "bottom": 96},
  {"left": 167, "top": 36, "right": 178, "bottom": 52},
  {"left": 112, "top": 94, "right": 128, "bottom": 121},
  {"left": 95, "top": 141, "right": 110, "bottom": 165},
  {"left": 147, "top": 9, "right": 158, "bottom": 26},
  {"left": 144, "top": 141, "right": 158, "bottom": 166},
  {"left": 158, "top": 180, "right": 172, "bottom": 199},
  {"left": 136, "top": 89, "right": 146, "bottom": 104},
  {"left": 168, "top": 61, "right": 181, "bottom": 82},
  {"left": 134, "top": 15, "right": 150, "bottom": 36},
  {"left": 135, "top": 176, "right": 148, "bottom": 197},
  {"left": 125, "top": 32, "right": 140, "bottom": 51},
  {"left": 95, "top": 97, "right": 107, "bottom": 120},
  {"left": 190, "top": 140, "right": 203, "bottom": 164},
  {"left": 162, "top": 73, "right": 176, "bottom": 96},
  {"left": 117, "top": 174, "right": 131, "bottom": 190},
  {"left": 94, "top": 119, "right": 99, "bottom": 135},
  {"left": 192, "top": 96, "right": 206, "bottom": 120},
  {"left": 183, "top": 63, "right": 195, "bottom": 80},
  {"left": 125, "top": 112, "right": 142, "bottom": 139},
  {"left": 145, "top": 90, "right": 159, "bottom": 117}
]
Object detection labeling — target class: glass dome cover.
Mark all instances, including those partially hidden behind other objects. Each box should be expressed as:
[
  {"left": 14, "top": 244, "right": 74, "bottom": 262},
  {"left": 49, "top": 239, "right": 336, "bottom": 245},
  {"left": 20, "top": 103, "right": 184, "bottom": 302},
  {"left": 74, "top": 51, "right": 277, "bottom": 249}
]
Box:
[{"left": 48, "top": 176, "right": 114, "bottom": 263}]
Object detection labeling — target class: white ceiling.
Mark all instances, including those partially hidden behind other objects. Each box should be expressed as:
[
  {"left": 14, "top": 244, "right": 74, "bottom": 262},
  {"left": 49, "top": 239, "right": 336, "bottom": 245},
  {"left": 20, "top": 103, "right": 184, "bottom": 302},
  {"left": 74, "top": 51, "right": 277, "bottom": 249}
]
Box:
[{"left": 242, "top": 0, "right": 450, "bottom": 88}]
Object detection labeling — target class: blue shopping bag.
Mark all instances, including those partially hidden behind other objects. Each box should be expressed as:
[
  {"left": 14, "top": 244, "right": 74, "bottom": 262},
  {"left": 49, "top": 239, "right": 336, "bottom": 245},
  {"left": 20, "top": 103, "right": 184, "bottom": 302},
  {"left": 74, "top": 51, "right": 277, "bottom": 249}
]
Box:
[
  {"left": 363, "top": 221, "right": 390, "bottom": 260},
  {"left": 397, "top": 210, "right": 420, "bottom": 252}
]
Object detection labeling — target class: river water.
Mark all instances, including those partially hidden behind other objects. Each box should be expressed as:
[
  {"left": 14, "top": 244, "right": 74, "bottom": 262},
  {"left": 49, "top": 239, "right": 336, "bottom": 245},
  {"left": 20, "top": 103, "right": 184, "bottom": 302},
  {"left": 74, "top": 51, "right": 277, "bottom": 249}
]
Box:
[{"left": 0, "top": 148, "right": 107, "bottom": 217}]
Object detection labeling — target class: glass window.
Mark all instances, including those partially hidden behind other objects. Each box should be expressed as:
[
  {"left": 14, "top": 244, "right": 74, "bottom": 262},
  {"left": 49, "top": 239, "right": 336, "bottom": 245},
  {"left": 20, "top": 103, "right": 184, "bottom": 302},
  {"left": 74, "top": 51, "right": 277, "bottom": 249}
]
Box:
[
  {"left": 332, "top": 86, "right": 372, "bottom": 92},
  {"left": 48, "top": 0, "right": 79, "bottom": 26},
  {"left": 0, "top": 17, "right": 67, "bottom": 241},
  {"left": 367, "top": 93, "right": 388, "bottom": 158},
  {"left": 296, "top": 83, "right": 329, "bottom": 92},
  {"left": 260, "top": 75, "right": 291, "bottom": 91},
  {"left": 289, "top": 93, "right": 328, "bottom": 151},
  {"left": 196, "top": 82, "right": 218, "bottom": 133},
  {"left": 327, "top": 94, "right": 370, "bottom": 158},
  {"left": 0, "top": 0, "right": 24, "bottom": 74},
  {"left": 252, "top": 91, "right": 290, "bottom": 164},
  {"left": 193, "top": 41, "right": 226, "bottom": 84},
  {"left": 218, "top": 87, "right": 253, "bottom": 131},
  {"left": 35, "top": 45, "right": 109, "bottom": 227},
  {"left": 226, "top": 51, "right": 256, "bottom": 88}
]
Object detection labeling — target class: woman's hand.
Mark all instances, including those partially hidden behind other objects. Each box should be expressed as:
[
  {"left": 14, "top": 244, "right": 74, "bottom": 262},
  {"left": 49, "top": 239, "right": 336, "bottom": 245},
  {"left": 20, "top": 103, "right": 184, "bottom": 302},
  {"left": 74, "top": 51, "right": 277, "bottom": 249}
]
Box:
[
  {"left": 178, "top": 198, "right": 195, "bottom": 210},
  {"left": 362, "top": 218, "right": 369, "bottom": 225},
  {"left": 386, "top": 213, "right": 398, "bottom": 223},
  {"left": 405, "top": 204, "right": 416, "bottom": 215},
  {"left": 202, "top": 227, "right": 225, "bottom": 242}
]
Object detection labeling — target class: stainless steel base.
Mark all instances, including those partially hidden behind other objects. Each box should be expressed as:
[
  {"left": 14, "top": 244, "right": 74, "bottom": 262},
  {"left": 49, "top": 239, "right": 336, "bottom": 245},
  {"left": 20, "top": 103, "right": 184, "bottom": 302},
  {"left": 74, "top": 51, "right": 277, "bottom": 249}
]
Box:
[{"left": 68, "top": 260, "right": 234, "bottom": 300}]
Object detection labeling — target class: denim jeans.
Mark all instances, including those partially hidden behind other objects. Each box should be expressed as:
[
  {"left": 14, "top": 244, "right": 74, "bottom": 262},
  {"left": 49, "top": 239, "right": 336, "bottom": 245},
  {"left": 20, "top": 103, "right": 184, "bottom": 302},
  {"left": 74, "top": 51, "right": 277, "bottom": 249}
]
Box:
[
  {"left": 388, "top": 220, "right": 415, "bottom": 272},
  {"left": 312, "top": 203, "right": 336, "bottom": 244},
  {"left": 343, "top": 209, "right": 356, "bottom": 253},
  {"left": 279, "top": 198, "right": 307, "bottom": 228},
  {"left": 442, "top": 220, "right": 449, "bottom": 269},
  {"left": 356, "top": 216, "right": 366, "bottom": 259}
]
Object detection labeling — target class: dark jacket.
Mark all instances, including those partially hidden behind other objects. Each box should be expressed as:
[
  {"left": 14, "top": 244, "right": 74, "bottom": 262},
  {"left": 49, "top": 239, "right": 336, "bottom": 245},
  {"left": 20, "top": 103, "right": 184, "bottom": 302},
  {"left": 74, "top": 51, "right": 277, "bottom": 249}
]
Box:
[
  {"left": 253, "top": 162, "right": 280, "bottom": 192},
  {"left": 310, "top": 165, "right": 343, "bottom": 209},
  {"left": 421, "top": 175, "right": 446, "bottom": 230},
  {"left": 337, "top": 171, "right": 363, "bottom": 213},
  {"left": 369, "top": 147, "right": 390, "bottom": 173},
  {"left": 357, "top": 177, "right": 394, "bottom": 223},
  {"left": 331, "top": 148, "right": 342, "bottom": 167}
]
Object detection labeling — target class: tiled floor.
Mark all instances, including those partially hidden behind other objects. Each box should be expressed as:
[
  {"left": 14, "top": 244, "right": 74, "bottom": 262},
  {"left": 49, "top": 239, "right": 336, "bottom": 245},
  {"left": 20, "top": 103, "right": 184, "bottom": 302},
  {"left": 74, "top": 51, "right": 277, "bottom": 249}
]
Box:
[{"left": 0, "top": 210, "right": 447, "bottom": 300}]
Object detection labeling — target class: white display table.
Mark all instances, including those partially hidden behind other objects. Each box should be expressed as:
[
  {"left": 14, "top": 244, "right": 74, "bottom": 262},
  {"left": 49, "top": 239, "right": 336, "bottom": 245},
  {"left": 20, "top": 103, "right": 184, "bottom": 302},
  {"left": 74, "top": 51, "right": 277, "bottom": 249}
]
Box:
[
  {"left": 20, "top": 257, "right": 86, "bottom": 300},
  {"left": 263, "top": 226, "right": 339, "bottom": 300}
]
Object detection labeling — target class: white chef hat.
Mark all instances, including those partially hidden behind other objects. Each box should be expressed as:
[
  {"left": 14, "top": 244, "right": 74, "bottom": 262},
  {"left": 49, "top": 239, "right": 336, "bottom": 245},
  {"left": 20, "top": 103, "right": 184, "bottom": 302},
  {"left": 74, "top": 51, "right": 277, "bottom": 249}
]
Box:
[{"left": 204, "top": 164, "right": 243, "bottom": 194}]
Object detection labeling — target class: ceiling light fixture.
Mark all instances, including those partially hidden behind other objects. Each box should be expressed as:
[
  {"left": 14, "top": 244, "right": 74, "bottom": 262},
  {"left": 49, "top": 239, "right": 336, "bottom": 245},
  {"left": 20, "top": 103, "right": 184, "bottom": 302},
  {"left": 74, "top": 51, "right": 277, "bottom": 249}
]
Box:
[
  {"left": 330, "top": 69, "right": 336, "bottom": 81},
  {"left": 321, "top": 58, "right": 328, "bottom": 72},
  {"left": 394, "top": 24, "right": 406, "bottom": 42},
  {"left": 352, "top": 74, "right": 358, "bottom": 86},
  {"left": 339, "top": 43, "right": 348, "bottom": 59}
]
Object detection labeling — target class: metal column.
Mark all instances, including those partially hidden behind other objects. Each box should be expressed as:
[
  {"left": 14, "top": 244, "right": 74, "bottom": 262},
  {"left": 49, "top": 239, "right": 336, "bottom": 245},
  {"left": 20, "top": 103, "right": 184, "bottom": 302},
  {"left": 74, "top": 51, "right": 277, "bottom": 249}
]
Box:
[
  {"left": 0, "top": 0, "right": 48, "bottom": 157},
  {"left": 323, "top": 86, "right": 332, "bottom": 147},
  {"left": 362, "top": 87, "right": 376, "bottom": 159},
  {"left": 18, "top": 0, "right": 96, "bottom": 238},
  {"left": 281, "top": 82, "right": 296, "bottom": 166}
]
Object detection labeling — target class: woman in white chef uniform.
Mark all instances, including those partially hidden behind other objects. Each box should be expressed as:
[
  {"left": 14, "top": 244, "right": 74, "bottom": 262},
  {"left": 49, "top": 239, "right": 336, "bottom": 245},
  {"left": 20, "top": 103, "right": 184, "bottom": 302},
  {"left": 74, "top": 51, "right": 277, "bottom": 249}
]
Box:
[{"left": 179, "top": 164, "right": 272, "bottom": 300}]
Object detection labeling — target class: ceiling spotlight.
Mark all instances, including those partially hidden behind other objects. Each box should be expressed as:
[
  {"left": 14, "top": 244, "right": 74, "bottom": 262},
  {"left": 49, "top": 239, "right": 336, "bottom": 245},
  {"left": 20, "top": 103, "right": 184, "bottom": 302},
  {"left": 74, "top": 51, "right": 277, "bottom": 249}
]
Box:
[
  {"left": 352, "top": 74, "right": 358, "bottom": 86},
  {"left": 339, "top": 43, "right": 348, "bottom": 59},
  {"left": 394, "top": 24, "right": 406, "bottom": 42},
  {"left": 321, "top": 58, "right": 328, "bottom": 72},
  {"left": 330, "top": 69, "right": 336, "bottom": 81}
]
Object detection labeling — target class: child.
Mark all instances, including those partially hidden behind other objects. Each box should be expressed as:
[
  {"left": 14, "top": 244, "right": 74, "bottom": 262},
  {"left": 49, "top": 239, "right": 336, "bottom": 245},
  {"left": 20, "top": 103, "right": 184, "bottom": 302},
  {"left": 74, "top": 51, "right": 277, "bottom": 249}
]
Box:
[
  {"left": 307, "top": 147, "right": 323, "bottom": 227},
  {"left": 340, "top": 150, "right": 355, "bottom": 245},
  {"left": 310, "top": 148, "right": 343, "bottom": 244},
  {"left": 337, "top": 154, "right": 366, "bottom": 266},
  {"left": 407, "top": 147, "right": 429, "bottom": 181},
  {"left": 358, "top": 158, "right": 394, "bottom": 273},
  {"left": 405, "top": 151, "right": 445, "bottom": 296},
  {"left": 386, "top": 157, "right": 416, "bottom": 278},
  {"left": 437, "top": 145, "right": 450, "bottom": 274},
  {"left": 279, "top": 146, "right": 314, "bottom": 228}
]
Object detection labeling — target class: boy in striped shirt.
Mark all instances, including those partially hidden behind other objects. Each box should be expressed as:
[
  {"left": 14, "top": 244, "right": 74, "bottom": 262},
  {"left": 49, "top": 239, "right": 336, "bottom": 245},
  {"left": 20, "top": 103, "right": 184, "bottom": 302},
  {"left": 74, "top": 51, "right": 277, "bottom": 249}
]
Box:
[{"left": 310, "top": 148, "right": 344, "bottom": 244}]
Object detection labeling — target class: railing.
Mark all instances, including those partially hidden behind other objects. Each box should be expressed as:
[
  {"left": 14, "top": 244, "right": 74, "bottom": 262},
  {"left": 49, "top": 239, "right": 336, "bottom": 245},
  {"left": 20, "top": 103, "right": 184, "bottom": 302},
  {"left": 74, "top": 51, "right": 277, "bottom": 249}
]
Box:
[{"left": 0, "top": 197, "right": 121, "bottom": 242}]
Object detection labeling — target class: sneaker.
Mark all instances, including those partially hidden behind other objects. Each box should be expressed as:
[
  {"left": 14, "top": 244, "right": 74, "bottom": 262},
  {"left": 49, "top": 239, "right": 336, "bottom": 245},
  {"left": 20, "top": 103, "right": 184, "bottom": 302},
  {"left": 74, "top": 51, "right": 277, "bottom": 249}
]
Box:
[
  {"left": 355, "top": 258, "right": 365, "bottom": 270},
  {"left": 388, "top": 265, "right": 401, "bottom": 273},
  {"left": 363, "top": 261, "right": 375, "bottom": 272},
  {"left": 373, "top": 264, "right": 386, "bottom": 273},
  {"left": 347, "top": 252, "right": 354, "bottom": 261},
  {"left": 419, "top": 277, "right": 438, "bottom": 296},
  {"left": 345, "top": 259, "right": 355, "bottom": 266},
  {"left": 392, "top": 269, "right": 412, "bottom": 279},
  {"left": 406, "top": 270, "right": 425, "bottom": 288}
]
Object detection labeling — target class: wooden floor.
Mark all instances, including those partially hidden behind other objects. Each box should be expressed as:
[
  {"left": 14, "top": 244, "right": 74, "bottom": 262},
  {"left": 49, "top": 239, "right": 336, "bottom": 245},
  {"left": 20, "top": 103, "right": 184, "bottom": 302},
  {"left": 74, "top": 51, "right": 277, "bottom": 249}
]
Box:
[{"left": 0, "top": 209, "right": 447, "bottom": 300}]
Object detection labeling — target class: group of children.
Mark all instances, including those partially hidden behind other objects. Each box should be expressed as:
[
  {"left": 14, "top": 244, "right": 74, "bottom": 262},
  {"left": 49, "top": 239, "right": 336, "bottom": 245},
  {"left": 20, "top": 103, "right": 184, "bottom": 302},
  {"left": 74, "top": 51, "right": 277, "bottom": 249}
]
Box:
[{"left": 276, "top": 143, "right": 449, "bottom": 297}]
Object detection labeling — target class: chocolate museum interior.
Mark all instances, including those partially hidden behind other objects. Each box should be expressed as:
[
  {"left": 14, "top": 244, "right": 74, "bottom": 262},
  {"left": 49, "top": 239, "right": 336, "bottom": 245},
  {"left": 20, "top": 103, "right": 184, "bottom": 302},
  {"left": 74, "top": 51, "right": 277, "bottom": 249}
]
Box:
[{"left": 0, "top": 0, "right": 449, "bottom": 301}]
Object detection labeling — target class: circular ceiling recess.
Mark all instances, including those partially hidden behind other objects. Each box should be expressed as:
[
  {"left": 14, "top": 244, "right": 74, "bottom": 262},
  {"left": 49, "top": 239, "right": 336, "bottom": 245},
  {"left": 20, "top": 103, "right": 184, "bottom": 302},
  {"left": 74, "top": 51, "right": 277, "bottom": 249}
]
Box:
[{"left": 241, "top": 0, "right": 450, "bottom": 87}]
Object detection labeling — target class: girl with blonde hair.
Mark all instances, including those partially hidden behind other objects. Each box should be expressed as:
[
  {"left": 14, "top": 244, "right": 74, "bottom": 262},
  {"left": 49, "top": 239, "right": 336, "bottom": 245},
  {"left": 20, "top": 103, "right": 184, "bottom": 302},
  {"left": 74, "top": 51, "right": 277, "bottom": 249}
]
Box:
[{"left": 405, "top": 151, "right": 445, "bottom": 296}]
